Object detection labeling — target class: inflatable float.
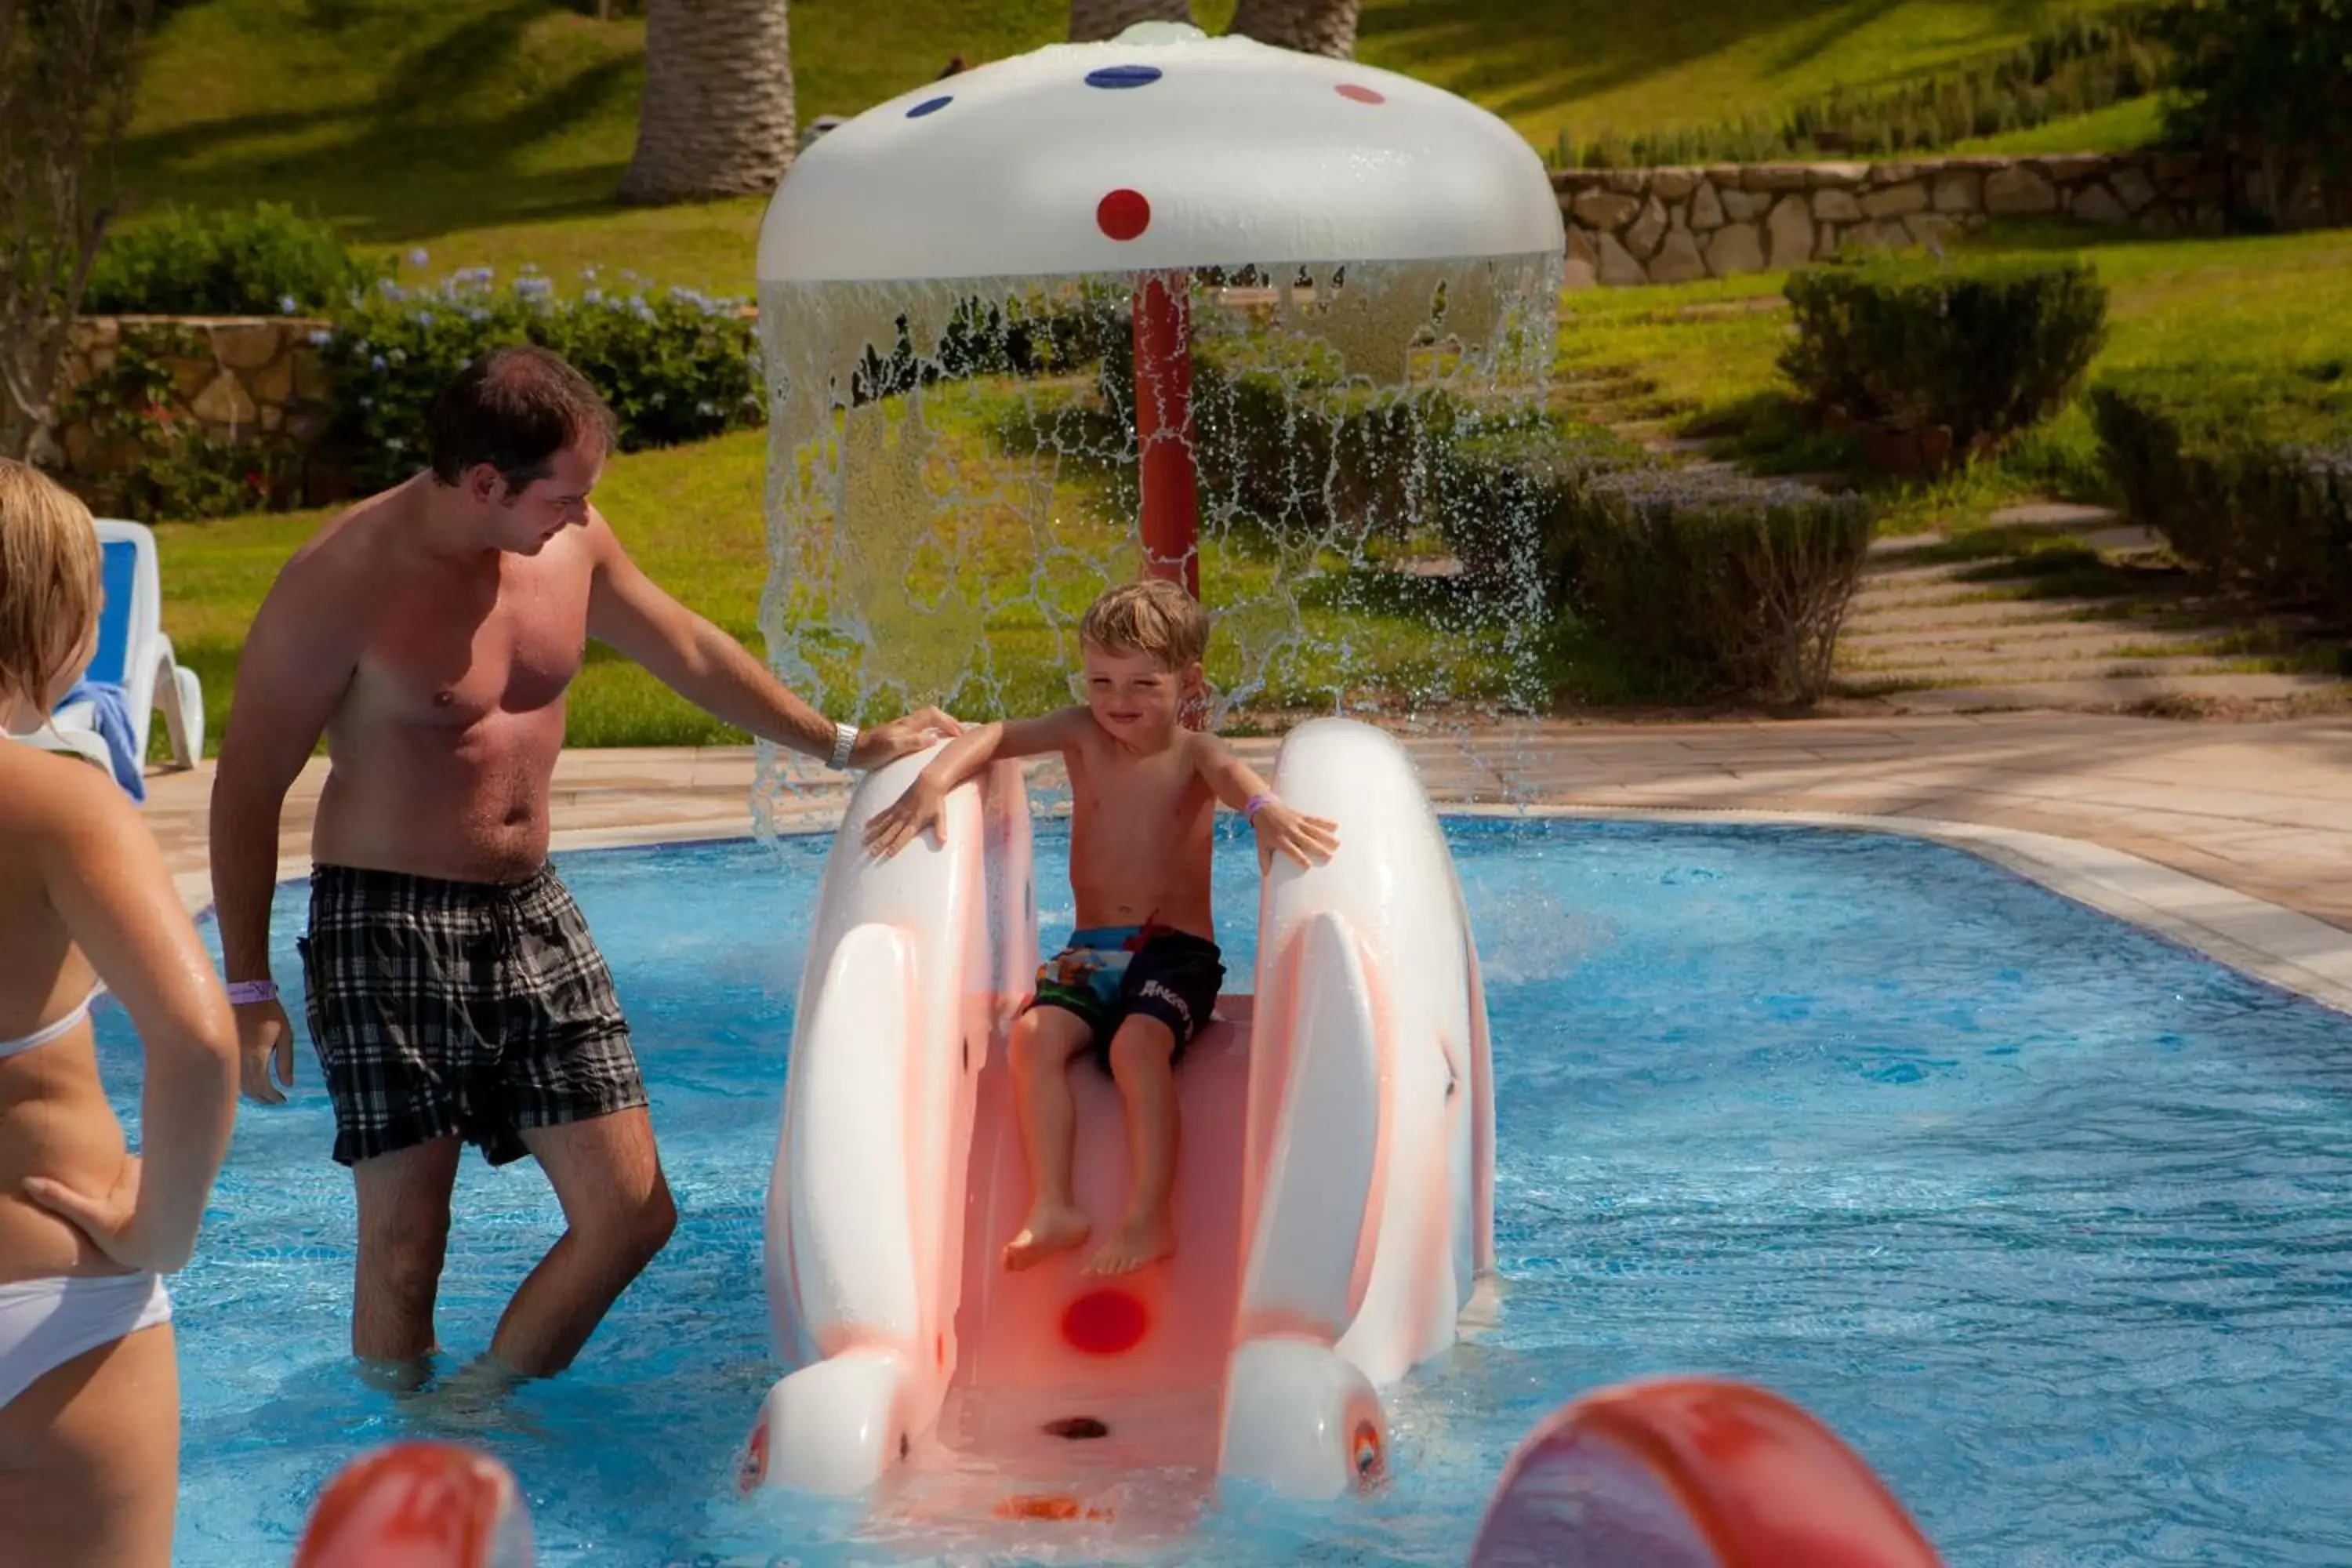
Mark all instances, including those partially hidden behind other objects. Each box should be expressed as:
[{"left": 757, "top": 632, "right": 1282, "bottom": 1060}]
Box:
[
  {"left": 291, "top": 1442, "right": 533, "bottom": 1568},
  {"left": 741, "top": 716, "right": 1495, "bottom": 1512},
  {"left": 1468, "top": 1378, "right": 1947, "bottom": 1568}
]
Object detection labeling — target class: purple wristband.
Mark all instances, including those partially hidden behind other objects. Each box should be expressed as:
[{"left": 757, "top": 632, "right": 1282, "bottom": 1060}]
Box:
[
  {"left": 225, "top": 979, "right": 278, "bottom": 1006},
  {"left": 1243, "top": 793, "right": 1276, "bottom": 820}
]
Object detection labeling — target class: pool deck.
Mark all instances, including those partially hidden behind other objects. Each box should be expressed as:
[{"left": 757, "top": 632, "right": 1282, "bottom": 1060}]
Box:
[{"left": 137, "top": 710, "right": 2352, "bottom": 1013}]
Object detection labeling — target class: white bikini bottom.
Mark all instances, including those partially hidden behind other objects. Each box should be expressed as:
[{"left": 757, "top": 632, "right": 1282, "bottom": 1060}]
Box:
[{"left": 0, "top": 1272, "right": 172, "bottom": 1410}]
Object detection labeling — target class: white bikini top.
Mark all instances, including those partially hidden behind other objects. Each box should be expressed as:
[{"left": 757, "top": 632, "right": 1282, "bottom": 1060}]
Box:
[{"left": 0, "top": 988, "right": 100, "bottom": 1060}]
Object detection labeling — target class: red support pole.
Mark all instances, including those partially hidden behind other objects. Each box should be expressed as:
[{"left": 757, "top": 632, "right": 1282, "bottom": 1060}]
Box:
[{"left": 1131, "top": 270, "right": 1199, "bottom": 599}]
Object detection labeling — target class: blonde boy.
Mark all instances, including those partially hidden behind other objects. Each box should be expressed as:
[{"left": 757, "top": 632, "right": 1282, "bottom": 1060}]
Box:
[{"left": 865, "top": 580, "right": 1338, "bottom": 1276}]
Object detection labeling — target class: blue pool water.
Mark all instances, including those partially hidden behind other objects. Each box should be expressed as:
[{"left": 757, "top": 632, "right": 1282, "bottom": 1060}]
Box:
[{"left": 94, "top": 818, "right": 2352, "bottom": 1566}]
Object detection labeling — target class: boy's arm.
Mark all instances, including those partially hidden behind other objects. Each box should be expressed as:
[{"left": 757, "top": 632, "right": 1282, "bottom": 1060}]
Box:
[
  {"left": 863, "top": 708, "right": 1086, "bottom": 857},
  {"left": 1190, "top": 733, "right": 1341, "bottom": 871}
]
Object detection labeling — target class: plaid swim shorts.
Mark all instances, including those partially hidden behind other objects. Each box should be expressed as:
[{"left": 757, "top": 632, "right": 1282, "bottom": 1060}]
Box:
[{"left": 297, "top": 862, "right": 647, "bottom": 1167}]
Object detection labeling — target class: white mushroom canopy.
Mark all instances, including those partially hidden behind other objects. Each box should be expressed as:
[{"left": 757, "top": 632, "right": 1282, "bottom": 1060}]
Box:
[{"left": 757, "top": 24, "right": 1565, "bottom": 285}]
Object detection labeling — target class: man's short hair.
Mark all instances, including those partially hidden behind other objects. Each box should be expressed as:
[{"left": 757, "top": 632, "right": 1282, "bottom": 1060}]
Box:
[
  {"left": 426, "top": 344, "right": 619, "bottom": 489},
  {"left": 1079, "top": 578, "right": 1210, "bottom": 670},
  {"left": 0, "top": 458, "right": 101, "bottom": 713}
]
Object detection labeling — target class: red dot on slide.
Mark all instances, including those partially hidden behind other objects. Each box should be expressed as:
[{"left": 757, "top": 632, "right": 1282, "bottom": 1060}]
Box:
[
  {"left": 1097, "top": 188, "right": 1152, "bottom": 241},
  {"left": 1062, "top": 1288, "right": 1148, "bottom": 1354},
  {"left": 1336, "top": 84, "right": 1385, "bottom": 104}
]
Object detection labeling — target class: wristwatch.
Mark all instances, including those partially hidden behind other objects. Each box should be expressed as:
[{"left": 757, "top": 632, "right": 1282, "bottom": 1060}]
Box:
[
  {"left": 225, "top": 979, "right": 278, "bottom": 1006},
  {"left": 828, "top": 721, "right": 859, "bottom": 771}
]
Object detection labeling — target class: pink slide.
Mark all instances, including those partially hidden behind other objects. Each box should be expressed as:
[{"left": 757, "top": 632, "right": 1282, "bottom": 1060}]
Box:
[{"left": 742, "top": 717, "right": 1497, "bottom": 1525}]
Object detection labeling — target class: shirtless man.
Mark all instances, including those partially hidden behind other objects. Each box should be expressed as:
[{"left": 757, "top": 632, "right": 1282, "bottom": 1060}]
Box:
[
  {"left": 862, "top": 579, "right": 1337, "bottom": 1276},
  {"left": 210, "top": 346, "right": 955, "bottom": 1382}
]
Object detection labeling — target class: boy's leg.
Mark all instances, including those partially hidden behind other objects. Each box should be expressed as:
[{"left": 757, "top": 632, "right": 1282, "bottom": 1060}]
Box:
[
  {"left": 1004, "top": 1005, "right": 1098, "bottom": 1270},
  {"left": 1087, "top": 1014, "right": 1181, "bottom": 1276}
]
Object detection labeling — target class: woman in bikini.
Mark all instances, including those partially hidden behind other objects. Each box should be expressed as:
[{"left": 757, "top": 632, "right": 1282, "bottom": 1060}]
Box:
[{"left": 0, "top": 459, "right": 238, "bottom": 1566}]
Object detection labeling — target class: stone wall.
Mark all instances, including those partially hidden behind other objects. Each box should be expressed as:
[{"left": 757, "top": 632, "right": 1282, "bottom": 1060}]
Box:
[
  {"left": 53, "top": 316, "right": 337, "bottom": 501},
  {"left": 1556, "top": 152, "right": 2237, "bottom": 289}
]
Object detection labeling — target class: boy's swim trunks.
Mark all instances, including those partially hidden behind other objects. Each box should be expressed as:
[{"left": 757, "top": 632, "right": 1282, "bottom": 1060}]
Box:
[{"left": 1027, "top": 921, "right": 1225, "bottom": 1067}]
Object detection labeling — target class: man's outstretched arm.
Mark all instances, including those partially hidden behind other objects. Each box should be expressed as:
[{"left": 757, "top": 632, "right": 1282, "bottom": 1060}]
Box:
[{"left": 583, "top": 512, "right": 958, "bottom": 767}]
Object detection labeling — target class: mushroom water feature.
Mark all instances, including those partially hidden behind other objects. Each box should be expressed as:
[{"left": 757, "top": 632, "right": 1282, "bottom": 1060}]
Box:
[
  {"left": 746, "top": 21, "right": 1565, "bottom": 838},
  {"left": 738, "top": 19, "right": 1558, "bottom": 1534}
]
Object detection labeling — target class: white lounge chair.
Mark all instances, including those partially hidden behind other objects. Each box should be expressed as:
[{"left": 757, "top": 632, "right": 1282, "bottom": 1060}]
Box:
[{"left": 47, "top": 518, "right": 205, "bottom": 779}]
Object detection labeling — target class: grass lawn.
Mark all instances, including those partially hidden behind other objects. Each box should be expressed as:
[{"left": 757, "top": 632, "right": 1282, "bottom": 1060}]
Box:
[
  {"left": 1947, "top": 93, "right": 2169, "bottom": 157},
  {"left": 120, "top": 0, "right": 2144, "bottom": 292},
  {"left": 1366, "top": 0, "right": 2139, "bottom": 154}
]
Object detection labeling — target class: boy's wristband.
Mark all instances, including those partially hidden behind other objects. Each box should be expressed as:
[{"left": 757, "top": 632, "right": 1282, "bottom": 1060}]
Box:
[
  {"left": 1243, "top": 793, "right": 1276, "bottom": 820},
  {"left": 225, "top": 980, "right": 278, "bottom": 1006}
]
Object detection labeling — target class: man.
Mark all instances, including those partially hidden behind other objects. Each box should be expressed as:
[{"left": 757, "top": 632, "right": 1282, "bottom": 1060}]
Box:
[{"left": 210, "top": 345, "right": 954, "bottom": 1384}]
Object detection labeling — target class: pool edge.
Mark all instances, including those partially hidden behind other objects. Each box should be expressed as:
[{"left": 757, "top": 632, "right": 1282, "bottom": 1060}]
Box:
[{"left": 1467, "top": 804, "right": 2352, "bottom": 1019}]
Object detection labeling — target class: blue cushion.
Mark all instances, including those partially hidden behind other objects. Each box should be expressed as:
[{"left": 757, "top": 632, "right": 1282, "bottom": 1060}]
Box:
[{"left": 86, "top": 539, "right": 136, "bottom": 686}]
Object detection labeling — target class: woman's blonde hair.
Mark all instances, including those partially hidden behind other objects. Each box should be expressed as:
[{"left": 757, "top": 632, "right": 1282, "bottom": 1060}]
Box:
[
  {"left": 1078, "top": 578, "right": 1210, "bottom": 670},
  {"left": 0, "top": 459, "right": 102, "bottom": 715}
]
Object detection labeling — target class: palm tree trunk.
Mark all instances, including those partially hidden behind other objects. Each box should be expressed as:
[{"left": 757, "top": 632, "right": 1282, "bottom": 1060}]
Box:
[
  {"left": 619, "top": 0, "right": 796, "bottom": 205},
  {"left": 1229, "top": 0, "right": 1359, "bottom": 59},
  {"left": 1069, "top": 0, "right": 1192, "bottom": 44}
]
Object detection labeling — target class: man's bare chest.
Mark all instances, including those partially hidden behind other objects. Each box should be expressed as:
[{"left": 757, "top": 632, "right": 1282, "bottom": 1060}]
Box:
[{"left": 356, "top": 564, "right": 590, "bottom": 728}]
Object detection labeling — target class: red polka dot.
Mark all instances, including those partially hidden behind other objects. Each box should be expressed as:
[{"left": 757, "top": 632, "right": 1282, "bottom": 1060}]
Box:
[
  {"left": 1096, "top": 188, "right": 1151, "bottom": 241},
  {"left": 1336, "top": 84, "right": 1385, "bottom": 105},
  {"left": 1061, "top": 1288, "right": 1148, "bottom": 1354}
]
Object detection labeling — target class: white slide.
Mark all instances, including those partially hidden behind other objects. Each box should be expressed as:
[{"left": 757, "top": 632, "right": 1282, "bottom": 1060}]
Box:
[{"left": 742, "top": 717, "right": 1494, "bottom": 1528}]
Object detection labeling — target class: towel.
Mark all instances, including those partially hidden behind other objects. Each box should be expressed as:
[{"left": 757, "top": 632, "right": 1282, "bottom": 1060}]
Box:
[{"left": 59, "top": 679, "right": 146, "bottom": 802}]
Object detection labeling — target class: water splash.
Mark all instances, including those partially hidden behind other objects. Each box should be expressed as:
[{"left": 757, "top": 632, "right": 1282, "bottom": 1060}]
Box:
[{"left": 752, "top": 256, "right": 1559, "bottom": 831}]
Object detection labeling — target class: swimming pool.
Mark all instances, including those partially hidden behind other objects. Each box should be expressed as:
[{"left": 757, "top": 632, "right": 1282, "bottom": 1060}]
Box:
[{"left": 96, "top": 818, "right": 2352, "bottom": 1565}]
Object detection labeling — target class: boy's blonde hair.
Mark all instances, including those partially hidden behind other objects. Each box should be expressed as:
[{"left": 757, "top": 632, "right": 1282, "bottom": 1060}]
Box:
[
  {"left": 0, "top": 459, "right": 101, "bottom": 714},
  {"left": 1079, "top": 578, "right": 1209, "bottom": 670}
]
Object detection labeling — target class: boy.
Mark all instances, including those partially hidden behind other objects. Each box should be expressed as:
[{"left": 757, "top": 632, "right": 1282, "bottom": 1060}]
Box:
[{"left": 864, "top": 580, "right": 1338, "bottom": 1276}]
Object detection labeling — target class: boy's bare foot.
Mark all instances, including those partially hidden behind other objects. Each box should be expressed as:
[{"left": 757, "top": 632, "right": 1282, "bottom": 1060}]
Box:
[
  {"left": 1083, "top": 1211, "right": 1175, "bottom": 1276},
  {"left": 1004, "top": 1203, "right": 1091, "bottom": 1271}
]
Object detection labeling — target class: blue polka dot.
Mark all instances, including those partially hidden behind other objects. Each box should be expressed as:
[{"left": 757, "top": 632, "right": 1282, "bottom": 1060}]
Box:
[
  {"left": 906, "top": 96, "right": 952, "bottom": 118},
  {"left": 1085, "top": 64, "right": 1163, "bottom": 89}
]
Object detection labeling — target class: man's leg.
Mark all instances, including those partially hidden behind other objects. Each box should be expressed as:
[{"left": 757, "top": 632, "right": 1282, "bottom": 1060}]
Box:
[
  {"left": 488, "top": 1107, "right": 676, "bottom": 1377},
  {"left": 1003, "top": 1006, "right": 1097, "bottom": 1271},
  {"left": 1088, "top": 1014, "right": 1181, "bottom": 1276},
  {"left": 350, "top": 1137, "right": 463, "bottom": 1372}
]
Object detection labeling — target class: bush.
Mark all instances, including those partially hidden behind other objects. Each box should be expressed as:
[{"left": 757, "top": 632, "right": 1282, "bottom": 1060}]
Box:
[
  {"left": 84, "top": 204, "right": 387, "bottom": 316},
  {"left": 321, "top": 271, "right": 760, "bottom": 489},
  {"left": 1781, "top": 256, "right": 2109, "bottom": 454},
  {"left": 1561, "top": 468, "right": 1875, "bottom": 704},
  {"left": 2153, "top": 0, "right": 2352, "bottom": 171},
  {"left": 2089, "top": 363, "right": 2352, "bottom": 607}
]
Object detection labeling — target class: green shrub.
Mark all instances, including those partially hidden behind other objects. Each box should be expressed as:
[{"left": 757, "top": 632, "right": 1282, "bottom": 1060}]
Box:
[
  {"left": 84, "top": 204, "right": 388, "bottom": 316},
  {"left": 321, "top": 270, "right": 760, "bottom": 488},
  {"left": 1560, "top": 467, "right": 1875, "bottom": 704},
  {"left": 2089, "top": 363, "right": 2352, "bottom": 607},
  {"left": 1780, "top": 256, "right": 2109, "bottom": 454},
  {"left": 1552, "top": 5, "right": 2169, "bottom": 168},
  {"left": 2153, "top": 0, "right": 2352, "bottom": 172}
]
